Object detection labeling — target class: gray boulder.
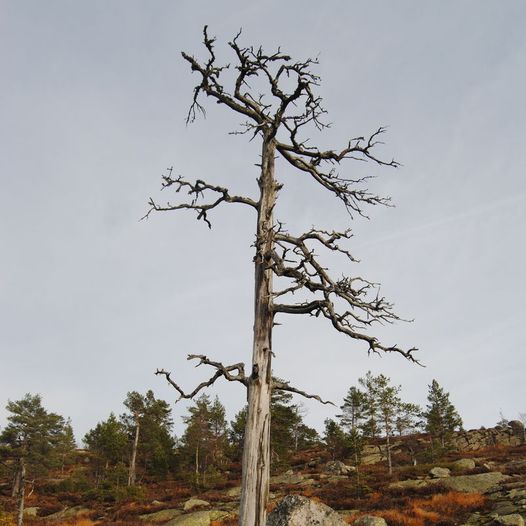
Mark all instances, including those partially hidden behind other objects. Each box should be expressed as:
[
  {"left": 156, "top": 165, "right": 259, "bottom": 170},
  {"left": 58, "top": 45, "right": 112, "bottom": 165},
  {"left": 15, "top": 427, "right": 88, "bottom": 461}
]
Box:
[
  {"left": 267, "top": 495, "right": 347, "bottom": 526},
  {"left": 389, "top": 472, "right": 509, "bottom": 494},
  {"left": 183, "top": 498, "right": 210, "bottom": 511},
  {"left": 165, "top": 510, "right": 231, "bottom": 526},
  {"left": 44, "top": 506, "right": 92, "bottom": 520},
  {"left": 23, "top": 507, "right": 39, "bottom": 517},
  {"left": 429, "top": 467, "right": 451, "bottom": 478},
  {"left": 453, "top": 458, "right": 477, "bottom": 471},
  {"left": 494, "top": 514, "right": 525, "bottom": 526},
  {"left": 139, "top": 508, "right": 182, "bottom": 522},
  {"left": 324, "top": 460, "right": 355, "bottom": 476},
  {"left": 353, "top": 516, "right": 388, "bottom": 526},
  {"left": 270, "top": 473, "right": 306, "bottom": 485},
  {"left": 441, "top": 472, "right": 508, "bottom": 493},
  {"left": 508, "top": 421, "right": 525, "bottom": 438}
]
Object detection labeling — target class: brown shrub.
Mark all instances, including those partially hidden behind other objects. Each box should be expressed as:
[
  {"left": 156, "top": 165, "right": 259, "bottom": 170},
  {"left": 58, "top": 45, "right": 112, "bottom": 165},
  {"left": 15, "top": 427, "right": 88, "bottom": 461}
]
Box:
[
  {"left": 210, "top": 517, "right": 238, "bottom": 526},
  {"left": 412, "top": 492, "right": 486, "bottom": 515},
  {"left": 346, "top": 491, "right": 486, "bottom": 526}
]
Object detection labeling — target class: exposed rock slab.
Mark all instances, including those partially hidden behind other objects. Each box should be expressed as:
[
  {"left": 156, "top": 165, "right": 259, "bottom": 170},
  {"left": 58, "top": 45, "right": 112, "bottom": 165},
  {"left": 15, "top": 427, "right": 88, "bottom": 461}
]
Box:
[
  {"left": 494, "top": 514, "right": 525, "bottom": 526},
  {"left": 440, "top": 472, "right": 509, "bottom": 493},
  {"left": 353, "top": 515, "right": 388, "bottom": 526},
  {"left": 429, "top": 467, "right": 451, "bottom": 478},
  {"left": 164, "top": 510, "right": 231, "bottom": 526},
  {"left": 139, "top": 508, "right": 182, "bottom": 522},
  {"left": 270, "top": 473, "right": 306, "bottom": 485},
  {"left": 183, "top": 498, "right": 210, "bottom": 512},
  {"left": 44, "top": 506, "right": 92, "bottom": 520},
  {"left": 267, "top": 495, "right": 347, "bottom": 526},
  {"left": 453, "top": 458, "right": 477, "bottom": 471},
  {"left": 389, "top": 472, "right": 509, "bottom": 493},
  {"left": 324, "top": 460, "right": 355, "bottom": 476}
]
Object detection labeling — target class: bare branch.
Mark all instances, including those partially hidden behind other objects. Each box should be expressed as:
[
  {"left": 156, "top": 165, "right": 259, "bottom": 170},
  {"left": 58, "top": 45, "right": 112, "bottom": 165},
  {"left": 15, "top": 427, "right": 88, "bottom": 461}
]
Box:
[
  {"left": 156, "top": 354, "right": 248, "bottom": 402},
  {"left": 143, "top": 167, "right": 257, "bottom": 227},
  {"left": 272, "top": 379, "right": 335, "bottom": 406},
  {"left": 269, "top": 224, "right": 420, "bottom": 364}
]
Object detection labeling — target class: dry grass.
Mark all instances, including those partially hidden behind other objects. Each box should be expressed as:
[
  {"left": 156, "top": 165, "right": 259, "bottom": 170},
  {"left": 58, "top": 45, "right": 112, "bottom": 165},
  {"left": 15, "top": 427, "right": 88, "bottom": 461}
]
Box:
[
  {"left": 210, "top": 518, "right": 238, "bottom": 526},
  {"left": 34, "top": 519, "right": 98, "bottom": 526},
  {"left": 346, "top": 492, "right": 487, "bottom": 526}
]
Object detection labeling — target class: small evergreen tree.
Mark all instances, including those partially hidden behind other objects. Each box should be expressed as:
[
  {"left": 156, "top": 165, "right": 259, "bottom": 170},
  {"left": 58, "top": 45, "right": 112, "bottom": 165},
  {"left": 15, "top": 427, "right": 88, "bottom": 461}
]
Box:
[
  {"left": 323, "top": 419, "right": 349, "bottom": 460},
  {"left": 372, "top": 374, "right": 402, "bottom": 475},
  {"left": 229, "top": 386, "right": 318, "bottom": 468},
  {"left": 423, "top": 379, "right": 462, "bottom": 448},
  {"left": 229, "top": 407, "right": 247, "bottom": 461},
  {"left": 179, "top": 394, "right": 229, "bottom": 487},
  {"left": 0, "top": 394, "right": 71, "bottom": 526},
  {"left": 357, "top": 372, "right": 420, "bottom": 474},
  {"left": 121, "top": 390, "right": 175, "bottom": 484},
  {"left": 358, "top": 372, "right": 381, "bottom": 439},
  {"left": 83, "top": 412, "right": 129, "bottom": 482},
  {"left": 395, "top": 402, "right": 422, "bottom": 437},
  {"left": 55, "top": 418, "right": 77, "bottom": 474},
  {"left": 338, "top": 386, "right": 366, "bottom": 466}
]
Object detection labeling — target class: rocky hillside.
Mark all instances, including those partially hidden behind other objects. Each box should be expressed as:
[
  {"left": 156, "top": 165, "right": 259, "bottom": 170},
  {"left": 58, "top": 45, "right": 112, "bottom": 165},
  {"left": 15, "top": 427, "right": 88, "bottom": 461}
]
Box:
[{"left": 1, "top": 424, "right": 525, "bottom": 526}]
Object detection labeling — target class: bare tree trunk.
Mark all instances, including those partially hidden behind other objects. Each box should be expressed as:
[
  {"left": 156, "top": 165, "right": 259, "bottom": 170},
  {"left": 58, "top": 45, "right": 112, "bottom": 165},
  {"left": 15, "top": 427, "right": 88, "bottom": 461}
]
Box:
[
  {"left": 239, "top": 135, "right": 276, "bottom": 526},
  {"left": 195, "top": 444, "right": 200, "bottom": 488},
  {"left": 128, "top": 421, "right": 140, "bottom": 486},
  {"left": 386, "top": 430, "right": 393, "bottom": 476},
  {"left": 16, "top": 457, "right": 25, "bottom": 526},
  {"left": 11, "top": 466, "right": 21, "bottom": 498}
]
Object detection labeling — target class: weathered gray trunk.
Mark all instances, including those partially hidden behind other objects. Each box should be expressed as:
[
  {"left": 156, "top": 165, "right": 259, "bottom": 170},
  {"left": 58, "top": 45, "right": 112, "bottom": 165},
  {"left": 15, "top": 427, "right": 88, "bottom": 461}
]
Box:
[
  {"left": 11, "top": 466, "right": 21, "bottom": 498},
  {"left": 386, "top": 431, "right": 392, "bottom": 475},
  {"left": 195, "top": 444, "right": 200, "bottom": 487},
  {"left": 128, "top": 421, "right": 140, "bottom": 486},
  {"left": 16, "top": 457, "right": 25, "bottom": 526},
  {"left": 239, "top": 135, "right": 276, "bottom": 526}
]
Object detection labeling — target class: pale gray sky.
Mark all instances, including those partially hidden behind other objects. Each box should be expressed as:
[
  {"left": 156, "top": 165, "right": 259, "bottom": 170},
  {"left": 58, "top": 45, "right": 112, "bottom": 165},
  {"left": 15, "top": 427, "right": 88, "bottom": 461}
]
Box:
[{"left": 1, "top": 1, "right": 525, "bottom": 441}]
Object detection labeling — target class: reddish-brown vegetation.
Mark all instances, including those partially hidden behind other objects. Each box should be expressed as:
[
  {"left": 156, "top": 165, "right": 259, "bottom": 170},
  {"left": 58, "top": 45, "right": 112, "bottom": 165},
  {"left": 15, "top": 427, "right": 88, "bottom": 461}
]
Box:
[{"left": 346, "top": 492, "right": 487, "bottom": 526}]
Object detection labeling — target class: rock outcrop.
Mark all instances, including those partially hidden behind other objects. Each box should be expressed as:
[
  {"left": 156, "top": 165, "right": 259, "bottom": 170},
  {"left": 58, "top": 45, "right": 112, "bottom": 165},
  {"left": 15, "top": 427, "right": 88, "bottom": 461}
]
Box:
[
  {"left": 429, "top": 467, "right": 451, "bottom": 478},
  {"left": 267, "top": 495, "right": 347, "bottom": 526},
  {"left": 353, "top": 515, "right": 388, "bottom": 526},
  {"left": 389, "top": 472, "right": 509, "bottom": 493},
  {"left": 324, "top": 460, "right": 355, "bottom": 476}
]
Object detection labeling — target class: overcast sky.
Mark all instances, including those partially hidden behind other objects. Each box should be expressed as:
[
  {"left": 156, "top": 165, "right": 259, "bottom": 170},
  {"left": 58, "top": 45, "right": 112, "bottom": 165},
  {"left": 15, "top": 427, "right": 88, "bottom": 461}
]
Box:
[{"left": 1, "top": 1, "right": 525, "bottom": 442}]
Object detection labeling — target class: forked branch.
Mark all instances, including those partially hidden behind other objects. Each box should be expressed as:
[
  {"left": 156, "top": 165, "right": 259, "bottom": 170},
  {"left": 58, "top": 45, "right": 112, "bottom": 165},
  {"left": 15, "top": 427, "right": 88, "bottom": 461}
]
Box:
[
  {"left": 270, "top": 224, "right": 420, "bottom": 364},
  {"left": 272, "top": 379, "right": 335, "bottom": 406},
  {"left": 143, "top": 167, "right": 257, "bottom": 227},
  {"left": 156, "top": 354, "right": 248, "bottom": 402},
  {"left": 181, "top": 27, "right": 398, "bottom": 216}
]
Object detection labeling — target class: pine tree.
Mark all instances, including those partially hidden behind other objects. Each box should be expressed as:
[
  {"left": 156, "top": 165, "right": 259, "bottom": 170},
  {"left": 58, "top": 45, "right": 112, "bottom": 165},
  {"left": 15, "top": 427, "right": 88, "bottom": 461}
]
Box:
[
  {"left": 357, "top": 372, "right": 420, "bottom": 475},
  {"left": 83, "top": 413, "right": 129, "bottom": 475},
  {"left": 339, "top": 387, "right": 366, "bottom": 433},
  {"left": 0, "top": 394, "right": 71, "bottom": 526},
  {"left": 372, "top": 374, "right": 402, "bottom": 475},
  {"left": 55, "top": 418, "right": 77, "bottom": 474},
  {"left": 121, "top": 390, "right": 174, "bottom": 485},
  {"left": 229, "top": 407, "right": 247, "bottom": 461},
  {"left": 358, "top": 372, "right": 381, "bottom": 439},
  {"left": 395, "top": 403, "right": 422, "bottom": 437},
  {"left": 179, "top": 394, "right": 229, "bottom": 487},
  {"left": 423, "top": 379, "right": 463, "bottom": 448},
  {"left": 323, "top": 419, "right": 349, "bottom": 460},
  {"left": 229, "top": 386, "right": 318, "bottom": 467},
  {"left": 338, "top": 386, "right": 366, "bottom": 466}
]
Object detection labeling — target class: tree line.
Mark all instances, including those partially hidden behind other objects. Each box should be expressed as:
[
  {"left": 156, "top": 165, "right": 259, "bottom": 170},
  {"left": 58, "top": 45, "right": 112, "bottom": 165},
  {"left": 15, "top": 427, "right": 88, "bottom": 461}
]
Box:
[{"left": 1, "top": 377, "right": 465, "bottom": 511}]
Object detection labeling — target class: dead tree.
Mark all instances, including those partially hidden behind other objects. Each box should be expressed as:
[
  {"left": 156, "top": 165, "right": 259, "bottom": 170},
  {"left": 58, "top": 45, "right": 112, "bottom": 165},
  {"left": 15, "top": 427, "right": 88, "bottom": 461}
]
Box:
[{"left": 146, "top": 27, "right": 418, "bottom": 526}]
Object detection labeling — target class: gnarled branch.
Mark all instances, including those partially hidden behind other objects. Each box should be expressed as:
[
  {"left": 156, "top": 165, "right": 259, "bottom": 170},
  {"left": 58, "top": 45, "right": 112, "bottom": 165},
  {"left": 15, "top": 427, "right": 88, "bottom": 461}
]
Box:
[
  {"left": 181, "top": 27, "right": 398, "bottom": 216},
  {"left": 143, "top": 167, "right": 257, "bottom": 227},
  {"left": 156, "top": 354, "right": 248, "bottom": 402},
  {"left": 272, "top": 379, "right": 335, "bottom": 406},
  {"left": 269, "top": 224, "right": 420, "bottom": 364}
]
